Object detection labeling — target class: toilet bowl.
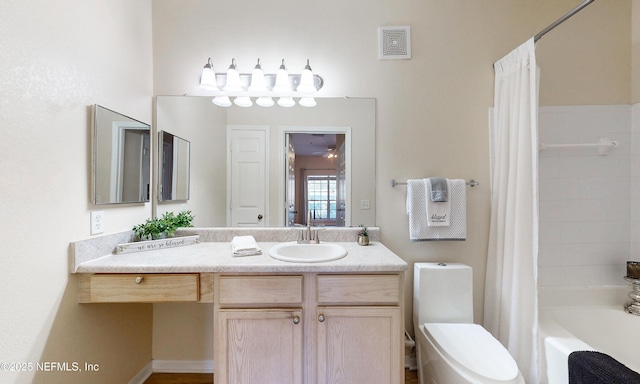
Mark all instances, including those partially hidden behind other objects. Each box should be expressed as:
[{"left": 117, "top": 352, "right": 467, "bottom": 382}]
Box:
[{"left": 413, "top": 263, "right": 525, "bottom": 384}]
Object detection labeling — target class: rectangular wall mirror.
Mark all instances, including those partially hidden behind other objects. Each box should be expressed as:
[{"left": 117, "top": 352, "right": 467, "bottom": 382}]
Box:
[
  {"left": 158, "top": 131, "right": 191, "bottom": 201},
  {"left": 92, "top": 105, "right": 151, "bottom": 205},
  {"left": 155, "top": 96, "right": 375, "bottom": 227}
]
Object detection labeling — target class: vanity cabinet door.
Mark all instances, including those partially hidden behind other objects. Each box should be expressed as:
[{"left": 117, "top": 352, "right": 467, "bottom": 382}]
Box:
[
  {"left": 316, "top": 306, "right": 402, "bottom": 384},
  {"left": 217, "top": 308, "right": 303, "bottom": 384}
]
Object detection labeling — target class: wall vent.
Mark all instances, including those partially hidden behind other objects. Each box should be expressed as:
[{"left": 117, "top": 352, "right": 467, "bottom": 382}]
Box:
[{"left": 379, "top": 26, "right": 411, "bottom": 60}]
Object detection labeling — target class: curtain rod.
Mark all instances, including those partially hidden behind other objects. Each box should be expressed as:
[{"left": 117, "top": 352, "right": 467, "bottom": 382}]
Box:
[{"left": 534, "top": 0, "right": 595, "bottom": 42}]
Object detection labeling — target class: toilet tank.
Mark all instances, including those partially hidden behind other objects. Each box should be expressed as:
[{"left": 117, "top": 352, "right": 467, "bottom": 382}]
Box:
[{"left": 413, "top": 263, "right": 473, "bottom": 327}]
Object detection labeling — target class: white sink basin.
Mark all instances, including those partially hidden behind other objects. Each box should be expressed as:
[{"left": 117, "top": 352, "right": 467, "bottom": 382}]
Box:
[{"left": 268, "top": 241, "right": 348, "bottom": 263}]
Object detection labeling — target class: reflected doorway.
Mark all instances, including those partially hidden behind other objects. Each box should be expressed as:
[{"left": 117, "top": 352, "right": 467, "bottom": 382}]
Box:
[{"left": 285, "top": 132, "right": 347, "bottom": 227}]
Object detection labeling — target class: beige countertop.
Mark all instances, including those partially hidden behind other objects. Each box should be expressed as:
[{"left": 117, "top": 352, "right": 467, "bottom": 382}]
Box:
[{"left": 74, "top": 241, "right": 408, "bottom": 274}]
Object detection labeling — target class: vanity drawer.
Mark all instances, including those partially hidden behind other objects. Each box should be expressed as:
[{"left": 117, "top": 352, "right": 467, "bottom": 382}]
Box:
[
  {"left": 218, "top": 275, "right": 303, "bottom": 305},
  {"left": 87, "top": 273, "right": 200, "bottom": 303},
  {"left": 316, "top": 274, "right": 401, "bottom": 305}
]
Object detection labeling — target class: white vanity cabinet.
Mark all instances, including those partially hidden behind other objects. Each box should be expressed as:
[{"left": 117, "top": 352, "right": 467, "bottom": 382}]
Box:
[{"left": 213, "top": 272, "right": 404, "bottom": 384}]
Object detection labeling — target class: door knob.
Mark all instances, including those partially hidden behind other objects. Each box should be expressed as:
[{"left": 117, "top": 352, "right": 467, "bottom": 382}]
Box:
[{"left": 257, "top": 214, "right": 263, "bottom": 220}]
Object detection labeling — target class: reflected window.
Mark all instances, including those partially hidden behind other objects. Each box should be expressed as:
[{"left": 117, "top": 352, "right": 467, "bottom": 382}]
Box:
[{"left": 307, "top": 175, "right": 336, "bottom": 222}]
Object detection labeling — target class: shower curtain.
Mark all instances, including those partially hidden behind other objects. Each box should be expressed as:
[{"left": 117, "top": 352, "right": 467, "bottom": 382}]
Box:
[{"left": 484, "top": 38, "right": 539, "bottom": 384}]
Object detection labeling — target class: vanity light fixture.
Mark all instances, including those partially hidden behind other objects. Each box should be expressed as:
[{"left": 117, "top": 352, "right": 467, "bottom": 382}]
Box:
[
  {"left": 248, "top": 59, "right": 274, "bottom": 107},
  {"left": 199, "top": 58, "right": 217, "bottom": 91},
  {"left": 199, "top": 57, "right": 323, "bottom": 107}
]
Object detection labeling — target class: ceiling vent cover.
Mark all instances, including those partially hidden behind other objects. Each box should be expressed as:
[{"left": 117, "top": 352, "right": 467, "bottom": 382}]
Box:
[{"left": 379, "top": 26, "right": 411, "bottom": 60}]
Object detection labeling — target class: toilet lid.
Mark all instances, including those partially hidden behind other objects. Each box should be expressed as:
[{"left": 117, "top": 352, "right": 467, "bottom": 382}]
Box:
[{"left": 424, "top": 323, "right": 520, "bottom": 382}]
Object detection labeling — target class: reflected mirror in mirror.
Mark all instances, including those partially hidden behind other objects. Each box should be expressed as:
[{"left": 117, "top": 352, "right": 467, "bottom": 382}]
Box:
[
  {"left": 93, "top": 105, "right": 151, "bottom": 205},
  {"left": 159, "top": 131, "right": 191, "bottom": 201}
]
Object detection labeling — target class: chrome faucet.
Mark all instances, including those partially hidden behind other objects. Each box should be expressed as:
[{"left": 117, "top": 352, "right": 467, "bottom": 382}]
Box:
[{"left": 298, "top": 210, "right": 319, "bottom": 244}]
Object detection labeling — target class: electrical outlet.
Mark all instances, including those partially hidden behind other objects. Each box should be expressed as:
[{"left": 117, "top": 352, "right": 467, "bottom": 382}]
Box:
[
  {"left": 360, "top": 199, "right": 371, "bottom": 210},
  {"left": 91, "top": 211, "right": 104, "bottom": 235}
]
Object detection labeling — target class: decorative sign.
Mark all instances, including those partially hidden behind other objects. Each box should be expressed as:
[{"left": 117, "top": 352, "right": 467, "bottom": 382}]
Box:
[{"left": 116, "top": 235, "right": 200, "bottom": 254}]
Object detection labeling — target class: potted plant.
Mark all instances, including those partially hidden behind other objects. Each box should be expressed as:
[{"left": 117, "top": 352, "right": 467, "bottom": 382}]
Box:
[
  {"left": 132, "top": 217, "right": 168, "bottom": 241},
  {"left": 132, "top": 210, "right": 195, "bottom": 241},
  {"left": 357, "top": 225, "right": 369, "bottom": 246}
]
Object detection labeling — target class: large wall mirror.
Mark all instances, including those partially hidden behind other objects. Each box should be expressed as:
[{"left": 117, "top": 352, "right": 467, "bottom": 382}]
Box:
[
  {"left": 155, "top": 96, "right": 375, "bottom": 227},
  {"left": 158, "top": 131, "right": 190, "bottom": 201},
  {"left": 93, "top": 105, "right": 151, "bottom": 205}
]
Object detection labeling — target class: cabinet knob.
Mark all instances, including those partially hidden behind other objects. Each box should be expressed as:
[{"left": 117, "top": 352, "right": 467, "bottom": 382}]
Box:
[
  {"left": 257, "top": 214, "right": 263, "bottom": 220},
  {"left": 318, "top": 314, "right": 325, "bottom": 322},
  {"left": 135, "top": 276, "right": 144, "bottom": 284},
  {"left": 293, "top": 316, "right": 300, "bottom": 325}
]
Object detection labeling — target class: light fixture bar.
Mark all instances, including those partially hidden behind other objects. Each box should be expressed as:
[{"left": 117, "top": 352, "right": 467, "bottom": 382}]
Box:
[
  {"left": 210, "top": 73, "right": 323, "bottom": 92},
  {"left": 200, "top": 58, "right": 323, "bottom": 107}
]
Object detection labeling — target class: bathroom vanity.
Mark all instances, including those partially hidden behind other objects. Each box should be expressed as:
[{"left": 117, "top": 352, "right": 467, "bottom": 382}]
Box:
[{"left": 73, "top": 228, "right": 407, "bottom": 384}]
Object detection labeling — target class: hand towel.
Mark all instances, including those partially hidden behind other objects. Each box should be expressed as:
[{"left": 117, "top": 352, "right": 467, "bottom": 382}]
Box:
[
  {"left": 231, "top": 235, "right": 262, "bottom": 257},
  {"left": 425, "top": 178, "right": 451, "bottom": 226},
  {"left": 406, "top": 179, "right": 466, "bottom": 241},
  {"left": 569, "top": 351, "right": 640, "bottom": 384},
  {"left": 429, "top": 177, "right": 448, "bottom": 202}
]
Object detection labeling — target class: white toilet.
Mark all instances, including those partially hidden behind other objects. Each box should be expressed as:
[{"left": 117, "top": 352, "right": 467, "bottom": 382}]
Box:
[{"left": 413, "top": 262, "right": 525, "bottom": 384}]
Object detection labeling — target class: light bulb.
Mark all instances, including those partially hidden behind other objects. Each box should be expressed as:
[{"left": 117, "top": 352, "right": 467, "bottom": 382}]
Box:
[
  {"left": 296, "top": 59, "right": 316, "bottom": 93},
  {"left": 234, "top": 96, "right": 253, "bottom": 107},
  {"left": 223, "top": 58, "right": 243, "bottom": 92},
  {"left": 248, "top": 59, "right": 267, "bottom": 92},
  {"left": 273, "top": 59, "right": 291, "bottom": 93},
  {"left": 277, "top": 97, "right": 295, "bottom": 107},
  {"left": 199, "top": 58, "right": 218, "bottom": 91},
  {"left": 298, "top": 97, "right": 316, "bottom": 107},
  {"left": 256, "top": 97, "right": 274, "bottom": 107},
  {"left": 212, "top": 96, "right": 232, "bottom": 107}
]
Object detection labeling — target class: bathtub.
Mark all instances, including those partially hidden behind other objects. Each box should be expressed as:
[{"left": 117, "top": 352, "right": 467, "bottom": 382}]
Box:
[{"left": 538, "top": 286, "right": 640, "bottom": 384}]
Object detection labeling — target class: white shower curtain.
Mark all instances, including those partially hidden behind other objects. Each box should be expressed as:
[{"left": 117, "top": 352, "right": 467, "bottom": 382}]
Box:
[{"left": 484, "top": 38, "right": 539, "bottom": 384}]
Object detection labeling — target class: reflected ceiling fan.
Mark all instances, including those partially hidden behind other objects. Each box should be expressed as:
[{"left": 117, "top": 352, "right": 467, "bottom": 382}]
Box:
[{"left": 312, "top": 145, "right": 336, "bottom": 158}]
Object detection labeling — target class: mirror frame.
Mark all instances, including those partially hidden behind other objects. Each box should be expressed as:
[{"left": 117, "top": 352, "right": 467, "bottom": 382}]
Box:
[{"left": 92, "top": 104, "right": 151, "bottom": 205}]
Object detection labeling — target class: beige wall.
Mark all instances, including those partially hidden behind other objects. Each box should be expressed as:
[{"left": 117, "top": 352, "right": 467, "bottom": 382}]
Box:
[
  {"left": 536, "top": 0, "right": 631, "bottom": 105},
  {"left": 151, "top": 0, "right": 633, "bottom": 360},
  {"left": 0, "top": 1, "right": 154, "bottom": 383},
  {"left": 0, "top": 0, "right": 633, "bottom": 380}
]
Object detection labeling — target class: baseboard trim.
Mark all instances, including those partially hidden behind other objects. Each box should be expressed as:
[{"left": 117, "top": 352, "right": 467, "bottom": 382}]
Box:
[
  {"left": 128, "top": 361, "right": 153, "bottom": 384},
  {"left": 152, "top": 359, "right": 215, "bottom": 373}
]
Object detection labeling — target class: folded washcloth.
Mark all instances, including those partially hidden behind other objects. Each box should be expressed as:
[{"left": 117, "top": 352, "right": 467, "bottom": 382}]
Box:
[
  {"left": 429, "top": 177, "right": 448, "bottom": 202},
  {"left": 425, "top": 178, "right": 451, "bottom": 226},
  {"left": 231, "top": 235, "right": 262, "bottom": 257}
]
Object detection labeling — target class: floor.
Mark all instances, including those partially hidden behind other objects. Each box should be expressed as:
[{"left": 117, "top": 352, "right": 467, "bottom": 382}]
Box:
[{"left": 144, "top": 368, "right": 419, "bottom": 383}]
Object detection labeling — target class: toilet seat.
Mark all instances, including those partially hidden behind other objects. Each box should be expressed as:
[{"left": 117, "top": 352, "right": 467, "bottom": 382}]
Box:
[{"left": 423, "top": 323, "right": 520, "bottom": 382}]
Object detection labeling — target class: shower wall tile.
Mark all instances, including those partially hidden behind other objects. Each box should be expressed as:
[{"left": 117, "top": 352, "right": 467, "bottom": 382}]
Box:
[{"left": 538, "top": 105, "right": 633, "bottom": 288}]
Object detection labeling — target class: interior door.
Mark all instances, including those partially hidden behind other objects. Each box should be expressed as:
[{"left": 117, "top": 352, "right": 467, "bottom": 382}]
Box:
[{"left": 229, "top": 127, "right": 268, "bottom": 227}]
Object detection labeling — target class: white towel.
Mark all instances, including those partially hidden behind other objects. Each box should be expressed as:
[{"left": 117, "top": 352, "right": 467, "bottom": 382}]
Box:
[
  {"left": 425, "top": 178, "right": 451, "bottom": 226},
  {"left": 231, "top": 235, "right": 262, "bottom": 257},
  {"left": 406, "top": 179, "right": 466, "bottom": 241}
]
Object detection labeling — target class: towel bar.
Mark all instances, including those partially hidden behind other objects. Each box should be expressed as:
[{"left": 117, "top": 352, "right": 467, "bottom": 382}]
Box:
[{"left": 391, "top": 179, "right": 479, "bottom": 188}]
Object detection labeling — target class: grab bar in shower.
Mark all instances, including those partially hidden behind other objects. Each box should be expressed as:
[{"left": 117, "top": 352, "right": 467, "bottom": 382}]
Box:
[{"left": 538, "top": 137, "right": 618, "bottom": 155}]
